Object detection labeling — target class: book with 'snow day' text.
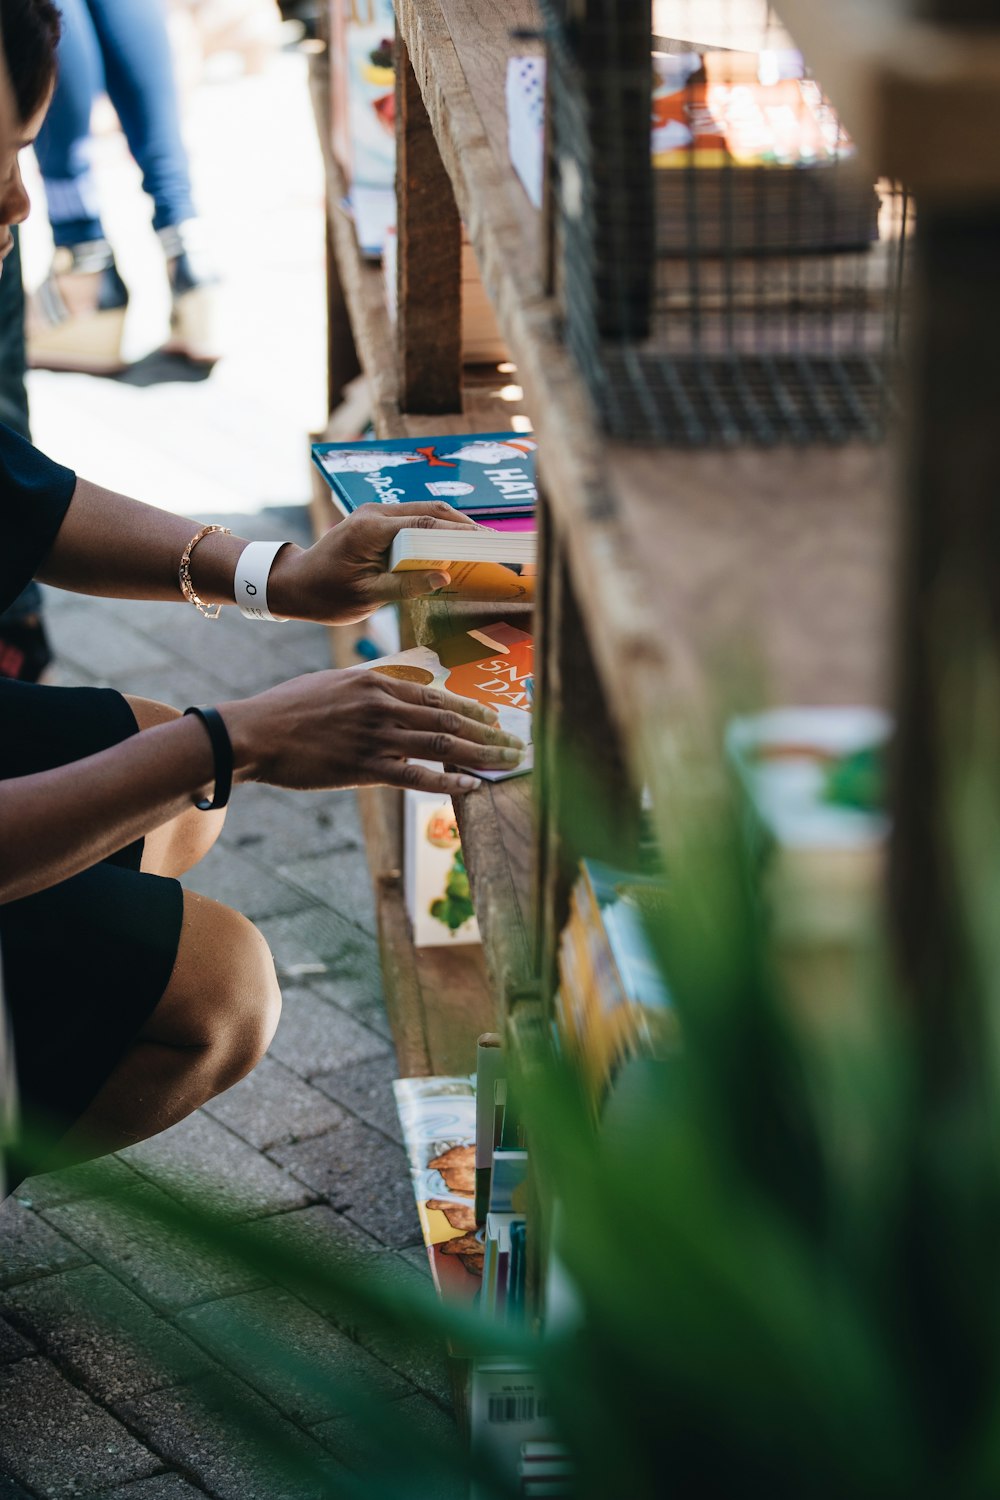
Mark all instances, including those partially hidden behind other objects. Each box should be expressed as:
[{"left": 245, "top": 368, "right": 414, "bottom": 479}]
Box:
[
  {"left": 311, "top": 432, "right": 537, "bottom": 521},
  {"left": 388, "top": 527, "right": 536, "bottom": 602},
  {"left": 354, "top": 620, "right": 534, "bottom": 780}
]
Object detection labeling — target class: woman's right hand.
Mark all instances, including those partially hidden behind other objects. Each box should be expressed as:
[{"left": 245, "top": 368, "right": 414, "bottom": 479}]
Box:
[{"left": 218, "top": 668, "right": 525, "bottom": 796}]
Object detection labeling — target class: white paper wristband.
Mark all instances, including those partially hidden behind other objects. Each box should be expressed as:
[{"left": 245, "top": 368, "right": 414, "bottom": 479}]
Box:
[{"left": 235, "top": 540, "right": 291, "bottom": 621}]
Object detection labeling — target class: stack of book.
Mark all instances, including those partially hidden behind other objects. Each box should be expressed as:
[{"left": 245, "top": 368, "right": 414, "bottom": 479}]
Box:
[
  {"left": 557, "top": 860, "right": 675, "bottom": 1103},
  {"left": 470, "top": 1362, "right": 563, "bottom": 1500},
  {"left": 518, "top": 1442, "right": 576, "bottom": 1498},
  {"left": 311, "top": 431, "right": 537, "bottom": 601},
  {"left": 395, "top": 1050, "right": 567, "bottom": 1495},
  {"left": 474, "top": 1035, "right": 528, "bottom": 1325}
]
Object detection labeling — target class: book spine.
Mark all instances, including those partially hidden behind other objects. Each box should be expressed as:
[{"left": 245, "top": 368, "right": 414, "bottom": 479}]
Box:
[{"left": 475, "top": 1034, "right": 505, "bottom": 1225}]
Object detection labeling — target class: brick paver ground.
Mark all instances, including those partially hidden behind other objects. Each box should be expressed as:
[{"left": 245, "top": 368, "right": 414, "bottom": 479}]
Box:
[{"left": 1, "top": 40, "right": 461, "bottom": 1500}]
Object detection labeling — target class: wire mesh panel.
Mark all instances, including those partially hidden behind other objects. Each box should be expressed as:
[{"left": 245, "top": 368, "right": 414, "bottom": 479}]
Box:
[{"left": 540, "top": 0, "right": 912, "bottom": 445}]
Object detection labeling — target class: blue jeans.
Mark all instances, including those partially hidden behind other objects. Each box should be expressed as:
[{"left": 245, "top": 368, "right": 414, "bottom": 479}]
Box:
[{"left": 33, "top": 0, "right": 196, "bottom": 247}]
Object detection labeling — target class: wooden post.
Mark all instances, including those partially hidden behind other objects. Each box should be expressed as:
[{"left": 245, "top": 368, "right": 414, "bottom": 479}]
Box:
[
  {"left": 534, "top": 484, "right": 640, "bottom": 997},
  {"left": 561, "top": 0, "right": 654, "bottom": 341},
  {"left": 325, "top": 210, "right": 362, "bottom": 415},
  {"left": 395, "top": 32, "right": 463, "bottom": 413},
  {"left": 888, "top": 0, "right": 1000, "bottom": 1070}
]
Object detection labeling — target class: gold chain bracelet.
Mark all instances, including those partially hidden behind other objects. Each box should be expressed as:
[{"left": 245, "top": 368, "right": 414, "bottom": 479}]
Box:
[{"left": 178, "top": 524, "right": 232, "bottom": 620}]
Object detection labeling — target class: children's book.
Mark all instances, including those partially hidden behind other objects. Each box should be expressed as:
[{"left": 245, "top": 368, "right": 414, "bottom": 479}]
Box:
[
  {"left": 311, "top": 432, "right": 537, "bottom": 521},
  {"left": 393, "top": 1075, "right": 484, "bottom": 1305},
  {"left": 475, "top": 1035, "right": 505, "bottom": 1225},
  {"left": 484, "top": 1212, "right": 524, "bottom": 1321},
  {"left": 356, "top": 621, "right": 534, "bottom": 780},
  {"left": 403, "top": 788, "right": 482, "bottom": 947},
  {"left": 470, "top": 1361, "right": 556, "bottom": 1500},
  {"left": 388, "top": 528, "right": 536, "bottom": 603},
  {"left": 726, "top": 707, "right": 892, "bottom": 852},
  {"left": 489, "top": 1150, "right": 529, "bottom": 1214},
  {"left": 330, "top": 0, "right": 395, "bottom": 190},
  {"left": 507, "top": 56, "right": 546, "bottom": 210}
]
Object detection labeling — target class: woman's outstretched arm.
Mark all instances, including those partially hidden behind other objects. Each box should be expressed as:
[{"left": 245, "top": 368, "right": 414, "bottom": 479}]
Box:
[
  {"left": 36, "top": 478, "right": 482, "bottom": 624},
  {"left": 0, "top": 670, "right": 524, "bottom": 904}
]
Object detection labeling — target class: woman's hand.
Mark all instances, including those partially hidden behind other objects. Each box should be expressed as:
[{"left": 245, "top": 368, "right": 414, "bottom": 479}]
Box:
[
  {"left": 267, "top": 503, "right": 484, "bottom": 626},
  {"left": 218, "top": 667, "right": 525, "bottom": 795}
]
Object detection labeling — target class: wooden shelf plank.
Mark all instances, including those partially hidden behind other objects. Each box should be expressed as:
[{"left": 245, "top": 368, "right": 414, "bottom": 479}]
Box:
[
  {"left": 394, "top": 0, "right": 899, "bottom": 810},
  {"left": 454, "top": 777, "right": 535, "bottom": 1000},
  {"left": 376, "top": 877, "right": 496, "bottom": 1076}
]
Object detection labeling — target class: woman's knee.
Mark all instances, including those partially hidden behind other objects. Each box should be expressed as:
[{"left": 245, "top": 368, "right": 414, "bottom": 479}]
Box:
[
  {"left": 147, "top": 892, "right": 282, "bottom": 1086},
  {"left": 125, "top": 694, "right": 181, "bottom": 732},
  {"left": 125, "top": 696, "right": 226, "bottom": 876}
]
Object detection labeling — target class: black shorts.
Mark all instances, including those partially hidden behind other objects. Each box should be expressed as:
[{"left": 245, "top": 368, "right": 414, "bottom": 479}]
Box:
[{"left": 1, "top": 681, "right": 184, "bottom": 1155}]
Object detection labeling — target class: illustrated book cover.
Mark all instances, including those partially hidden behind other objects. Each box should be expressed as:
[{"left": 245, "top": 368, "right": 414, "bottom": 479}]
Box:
[
  {"left": 311, "top": 432, "right": 537, "bottom": 521},
  {"left": 403, "top": 789, "right": 482, "bottom": 947},
  {"left": 355, "top": 620, "right": 534, "bottom": 780},
  {"left": 393, "top": 1075, "right": 483, "bottom": 1305}
]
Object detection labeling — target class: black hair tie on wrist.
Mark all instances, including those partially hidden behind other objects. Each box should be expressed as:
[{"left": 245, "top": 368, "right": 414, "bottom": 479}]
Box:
[{"left": 183, "top": 705, "right": 234, "bottom": 811}]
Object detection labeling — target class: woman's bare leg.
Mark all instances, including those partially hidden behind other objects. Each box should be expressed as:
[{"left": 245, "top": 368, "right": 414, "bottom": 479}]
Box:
[
  {"left": 53, "top": 697, "right": 277, "bottom": 1165},
  {"left": 124, "top": 694, "right": 226, "bottom": 876},
  {"left": 59, "top": 888, "right": 281, "bottom": 1164}
]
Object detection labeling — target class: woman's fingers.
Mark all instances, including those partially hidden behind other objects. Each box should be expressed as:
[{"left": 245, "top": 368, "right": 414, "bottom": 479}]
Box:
[
  {"left": 389, "top": 728, "right": 524, "bottom": 771},
  {"left": 367, "top": 501, "right": 483, "bottom": 523},
  {"left": 384, "top": 699, "right": 523, "bottom": 751},
  {"left": 365, "top": 568, "right": 454, "bottom": 604},
  {"left": 353, "top": 508, "right": 484, "bottom": 551},
  {"left": 371, "top": 677, "right": 505, "bottom": 729},
  {"left": 363, "top": 758, "right": 485, "bottom": 795}
]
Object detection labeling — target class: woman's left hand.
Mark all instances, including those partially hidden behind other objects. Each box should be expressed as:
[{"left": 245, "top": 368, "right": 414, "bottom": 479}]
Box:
[{"left": 266, "top": 503, "right": 483, "bottom": 625}]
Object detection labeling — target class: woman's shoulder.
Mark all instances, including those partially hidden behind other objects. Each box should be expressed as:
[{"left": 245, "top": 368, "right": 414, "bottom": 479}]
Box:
[
  {"left": 0, "top": 420, "right": 76, "bottom": 491},
  {"left": 0, "top": 423, "right": 77, "bottom": 616}
]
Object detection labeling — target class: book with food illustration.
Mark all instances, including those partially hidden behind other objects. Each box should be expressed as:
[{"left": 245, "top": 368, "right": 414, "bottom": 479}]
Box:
[
  {"left": 393, "top": 1075, "right": 484, "bottom": 1304},
  {"left": 725, "top": 706, "right": 892, "bottom": 948},
  {"left": 311, "top": 433, "right": 537, "bottom": 522},
  {"left": 404, "top": 789, "right": 482, "bottom": 947},
  {"left": 357, "top": 621, "right": 534, "bottom": 780}
]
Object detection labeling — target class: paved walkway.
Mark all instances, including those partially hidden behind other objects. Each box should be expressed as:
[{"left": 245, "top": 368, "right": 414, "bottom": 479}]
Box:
[{"left": 1, "top": 41, "right": 456, "bottom": 1500}]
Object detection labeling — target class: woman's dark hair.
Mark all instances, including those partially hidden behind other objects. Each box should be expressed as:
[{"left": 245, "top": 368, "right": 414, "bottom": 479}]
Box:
[{"left": 0, "top": 0, "right": 61, "bottom": 123}]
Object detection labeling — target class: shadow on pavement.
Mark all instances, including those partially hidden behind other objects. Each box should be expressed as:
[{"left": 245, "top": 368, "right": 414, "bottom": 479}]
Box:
[{"left": 112, "top": 350, "right": 217, "bottom": 387}]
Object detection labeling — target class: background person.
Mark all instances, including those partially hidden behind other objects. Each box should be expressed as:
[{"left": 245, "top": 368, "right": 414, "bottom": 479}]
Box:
[{"left": 27, "top": 0, "right": 221, "bottom": 372}]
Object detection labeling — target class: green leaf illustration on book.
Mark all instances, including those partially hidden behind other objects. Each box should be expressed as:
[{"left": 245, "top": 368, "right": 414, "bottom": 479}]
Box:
[
  {"left": 430, "top": 849, "right": 475, "bottom": 932},
  {"left": 822, "top": 744, "right": 886, "bottom": 813}
]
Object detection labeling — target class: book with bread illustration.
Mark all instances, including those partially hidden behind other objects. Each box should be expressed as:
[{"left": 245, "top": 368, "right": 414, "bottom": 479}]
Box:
[
  {"left": 356, "top": 621, "right": 534, "bottom": 780},
  {"left": 311, "top": 432, "right": 537, "bottom": 522},
  {"left": 388, "top": 527, "right": 536, "bottom": 602},
  {"left": 393, "top": 1075, "right": 484, "bottom": 1305}
]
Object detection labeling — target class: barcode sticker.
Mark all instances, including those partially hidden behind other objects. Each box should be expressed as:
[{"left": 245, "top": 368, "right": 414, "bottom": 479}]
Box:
[
  {"left": 488, "top": 1395, "right": 550, "bottom": 1424},
  {"left": 489, "top": 1395, "right": 533, "bottom": 1424}
]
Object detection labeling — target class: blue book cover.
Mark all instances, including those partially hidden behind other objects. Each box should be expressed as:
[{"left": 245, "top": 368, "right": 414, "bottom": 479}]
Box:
[{"left": 311, "top": 432, "right": 537, "bottom": 519}]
